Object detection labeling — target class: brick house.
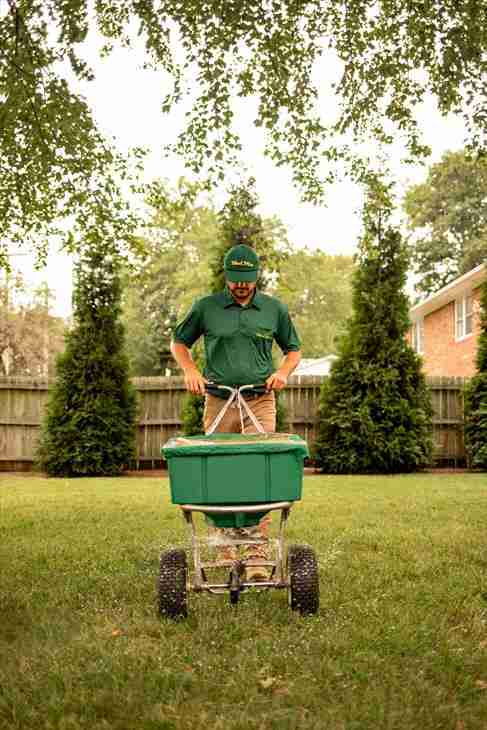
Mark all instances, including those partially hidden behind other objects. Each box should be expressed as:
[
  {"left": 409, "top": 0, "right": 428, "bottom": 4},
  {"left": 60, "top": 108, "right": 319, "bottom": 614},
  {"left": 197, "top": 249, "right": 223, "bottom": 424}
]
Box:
[{"left": 408, "top": 263, "right": 485, "bottom": 377}]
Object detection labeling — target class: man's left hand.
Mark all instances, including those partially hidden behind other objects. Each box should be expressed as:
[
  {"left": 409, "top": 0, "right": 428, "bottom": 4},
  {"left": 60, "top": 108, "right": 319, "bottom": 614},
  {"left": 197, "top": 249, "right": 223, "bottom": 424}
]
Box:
[{"left": 265, "top": 371, "right": 288, "bottom": 391}]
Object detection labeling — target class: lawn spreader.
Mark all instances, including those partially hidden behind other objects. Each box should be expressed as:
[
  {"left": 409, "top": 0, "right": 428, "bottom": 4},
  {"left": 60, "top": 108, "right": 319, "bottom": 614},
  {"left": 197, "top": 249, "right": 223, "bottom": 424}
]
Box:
[{"left": 159, "top": 385, "right": 319, "bottom": 619}]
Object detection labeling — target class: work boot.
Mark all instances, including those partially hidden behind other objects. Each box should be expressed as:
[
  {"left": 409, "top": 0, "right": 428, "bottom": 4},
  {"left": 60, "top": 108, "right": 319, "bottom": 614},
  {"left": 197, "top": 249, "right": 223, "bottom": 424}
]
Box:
[
  {"left": 244, "top": 540, "right": 270, "bottom": 582},
  {"left": 245, "top": 565, "right": 270, "bottom": 582}
]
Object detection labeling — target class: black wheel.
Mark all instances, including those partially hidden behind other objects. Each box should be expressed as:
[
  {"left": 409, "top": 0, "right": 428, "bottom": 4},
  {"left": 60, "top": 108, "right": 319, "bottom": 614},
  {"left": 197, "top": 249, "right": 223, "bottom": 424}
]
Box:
[
  {"left": 158, "top": 549, "right": 188, "bottom": 619},
  {"left": 287, "top": 544, "right": 319, "bottom": 615}
]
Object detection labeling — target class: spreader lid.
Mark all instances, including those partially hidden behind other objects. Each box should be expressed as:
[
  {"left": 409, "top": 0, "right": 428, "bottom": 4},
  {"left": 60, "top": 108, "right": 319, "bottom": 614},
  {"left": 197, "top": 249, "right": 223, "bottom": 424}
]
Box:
[{"left": 162, "top": 432, "right": 309, "bottom": 458}]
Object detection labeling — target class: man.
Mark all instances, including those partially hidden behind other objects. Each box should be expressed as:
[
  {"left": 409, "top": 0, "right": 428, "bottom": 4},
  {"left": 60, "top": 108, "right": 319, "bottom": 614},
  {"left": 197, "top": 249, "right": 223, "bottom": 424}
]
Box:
[{"left": 170, "top": 242, "right": 301, "bottom": 580}]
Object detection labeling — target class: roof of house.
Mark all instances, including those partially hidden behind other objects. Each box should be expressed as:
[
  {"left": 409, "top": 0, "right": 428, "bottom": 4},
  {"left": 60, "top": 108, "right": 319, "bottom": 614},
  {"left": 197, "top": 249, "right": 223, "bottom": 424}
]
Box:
[
  {"left": 410, "top": 263, "right": 486, "bottom": 321},
  {"left": 294, "top": 355, "right": 338, "bottom": 376}
]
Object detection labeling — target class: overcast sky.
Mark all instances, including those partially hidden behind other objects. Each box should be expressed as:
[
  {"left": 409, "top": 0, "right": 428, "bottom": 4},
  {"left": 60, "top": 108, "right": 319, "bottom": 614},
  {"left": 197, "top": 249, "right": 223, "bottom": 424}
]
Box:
[{"left": 11, "top": 32, "right": 467, "bottom": 316}]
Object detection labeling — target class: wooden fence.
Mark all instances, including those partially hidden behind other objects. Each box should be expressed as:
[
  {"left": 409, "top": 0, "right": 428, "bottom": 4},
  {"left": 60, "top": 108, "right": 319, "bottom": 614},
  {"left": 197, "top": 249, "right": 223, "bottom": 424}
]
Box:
[{"left": 0, "top": 375, "right": 468, "bottom": 470}]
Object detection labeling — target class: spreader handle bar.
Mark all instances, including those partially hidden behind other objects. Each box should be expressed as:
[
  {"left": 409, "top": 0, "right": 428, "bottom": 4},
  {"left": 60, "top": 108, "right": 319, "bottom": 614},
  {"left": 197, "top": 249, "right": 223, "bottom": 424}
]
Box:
[
  {"left": 206, "top": 383, "right": 265, "bottom": 393},
  {"left": 179, "top": 501, "right": 293, "bottom": 514},
  {"left": 204, "top": 383, "right": 268, "bottom": 435}
]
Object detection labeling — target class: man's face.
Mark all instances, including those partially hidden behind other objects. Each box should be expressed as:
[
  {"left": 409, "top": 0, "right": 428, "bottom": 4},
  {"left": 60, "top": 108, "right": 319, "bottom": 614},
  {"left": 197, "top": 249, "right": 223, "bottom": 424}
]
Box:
[{"left": 226, "top": 279, "right": 257, "bottom": 303}]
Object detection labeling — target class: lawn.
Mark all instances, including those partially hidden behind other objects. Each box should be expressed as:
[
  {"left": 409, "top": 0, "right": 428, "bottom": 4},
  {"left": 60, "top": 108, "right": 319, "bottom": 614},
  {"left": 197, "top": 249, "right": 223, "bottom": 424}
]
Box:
[{"left": 2, "top": 472, "right": 487, "bottom": 729}]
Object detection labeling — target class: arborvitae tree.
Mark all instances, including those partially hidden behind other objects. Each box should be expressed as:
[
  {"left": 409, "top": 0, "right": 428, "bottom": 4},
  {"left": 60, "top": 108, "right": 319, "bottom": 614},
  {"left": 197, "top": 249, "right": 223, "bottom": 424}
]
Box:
[
  {"left": 180, "top": 343, "right": 206, "bottom": 436},
  {"left": 315, "top": 181, "right": 433, "bottom": 474},
  {"left": 464, "top": 272, "right": 487, "bottom": 469},
  {"left": 37, "top": 240, "right": 137, "bottom": 476},
  {"left": 182, "top": 178, "right": 289, "bottom": 434},
  {"left": 208, "top": 177, "right": 289, "bottom": 293}
]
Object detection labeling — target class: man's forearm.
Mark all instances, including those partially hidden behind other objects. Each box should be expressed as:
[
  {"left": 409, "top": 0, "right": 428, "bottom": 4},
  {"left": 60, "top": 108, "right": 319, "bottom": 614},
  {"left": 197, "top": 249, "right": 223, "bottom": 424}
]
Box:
[
  {"left": 170, "top": 340, "right": 207, "bottom": 394},
  {"left": 265, "top": 350, "right": 301, "bottom": 391},
  {"left": 170, "top": 340, "right": 198, "bottom": 373},
  {"left": 278, "top": 350, "right": 301, "bottom": 378}
]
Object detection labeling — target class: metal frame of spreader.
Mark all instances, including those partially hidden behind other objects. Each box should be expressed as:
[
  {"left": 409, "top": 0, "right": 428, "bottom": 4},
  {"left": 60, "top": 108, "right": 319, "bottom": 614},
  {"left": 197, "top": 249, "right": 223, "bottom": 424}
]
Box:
[{"left": 179, "top": 501, "right": 293, "bottom": 595}]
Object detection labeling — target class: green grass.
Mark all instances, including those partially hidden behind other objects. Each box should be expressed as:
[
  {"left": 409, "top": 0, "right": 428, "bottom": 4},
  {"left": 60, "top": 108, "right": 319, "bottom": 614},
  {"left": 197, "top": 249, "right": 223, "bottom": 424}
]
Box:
[{"left": 2, "top": 472, "right": 487, "bottom": 729}]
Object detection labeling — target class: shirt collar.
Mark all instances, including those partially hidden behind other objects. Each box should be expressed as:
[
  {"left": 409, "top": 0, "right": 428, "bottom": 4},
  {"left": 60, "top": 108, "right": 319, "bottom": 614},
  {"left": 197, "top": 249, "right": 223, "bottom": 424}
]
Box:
[{"left": 222, "top": 286, "right": 262, "bottom": 310}]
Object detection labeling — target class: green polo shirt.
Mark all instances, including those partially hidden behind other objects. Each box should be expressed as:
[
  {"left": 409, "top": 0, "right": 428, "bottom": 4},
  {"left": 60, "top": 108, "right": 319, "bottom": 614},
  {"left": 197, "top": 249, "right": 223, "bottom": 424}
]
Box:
[{"left": 173, "top": 288, "right": 300, "bottom": 392}]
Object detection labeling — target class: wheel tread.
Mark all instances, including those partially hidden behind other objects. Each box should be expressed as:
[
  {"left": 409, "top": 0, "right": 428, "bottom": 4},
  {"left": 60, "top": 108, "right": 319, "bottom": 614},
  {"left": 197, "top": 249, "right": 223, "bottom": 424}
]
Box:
[
  {"left": 158, "top": 548, "right": 188, "bottom": 619},
  {"left": 288, "top": 543, "right": 319, "bottom": 615}
]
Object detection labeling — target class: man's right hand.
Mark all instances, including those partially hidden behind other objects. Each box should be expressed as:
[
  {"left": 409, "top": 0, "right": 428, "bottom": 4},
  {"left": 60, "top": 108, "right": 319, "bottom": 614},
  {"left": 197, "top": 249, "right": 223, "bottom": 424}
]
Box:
[{"left": 183, "top": 366, "right": 208, "bottom": 395}]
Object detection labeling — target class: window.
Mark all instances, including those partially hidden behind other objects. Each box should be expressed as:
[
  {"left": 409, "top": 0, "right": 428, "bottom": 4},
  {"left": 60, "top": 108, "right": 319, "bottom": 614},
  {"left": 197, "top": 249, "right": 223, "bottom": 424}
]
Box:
[
  {"left": 412, "top": 319, "right": 424, "bottom": 354},
  {"left": 455, "top": 294, "right": 473, "bottom": 340}
]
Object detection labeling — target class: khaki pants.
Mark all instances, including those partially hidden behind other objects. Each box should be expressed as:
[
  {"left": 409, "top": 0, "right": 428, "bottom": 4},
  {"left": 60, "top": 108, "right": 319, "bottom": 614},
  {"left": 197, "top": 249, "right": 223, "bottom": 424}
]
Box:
[
  {"left": 203, "top": 391, "right": 276, "bottom": 434},
  {"left": 204, "top": 391, "right": 276, "bottom": 558}
]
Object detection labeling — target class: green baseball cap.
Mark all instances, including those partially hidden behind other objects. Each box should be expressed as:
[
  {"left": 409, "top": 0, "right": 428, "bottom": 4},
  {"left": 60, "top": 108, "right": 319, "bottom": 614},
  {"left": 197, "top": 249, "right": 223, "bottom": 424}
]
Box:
[{"left": 223, "top": 244, "right": 260, "bottom": 282}]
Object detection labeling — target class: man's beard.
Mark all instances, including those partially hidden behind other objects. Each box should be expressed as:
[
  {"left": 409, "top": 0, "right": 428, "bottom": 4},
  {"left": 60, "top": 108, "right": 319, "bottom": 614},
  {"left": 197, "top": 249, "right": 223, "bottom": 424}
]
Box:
[{"left": 233, "top": 286, "right": 251, "bottom": 300}]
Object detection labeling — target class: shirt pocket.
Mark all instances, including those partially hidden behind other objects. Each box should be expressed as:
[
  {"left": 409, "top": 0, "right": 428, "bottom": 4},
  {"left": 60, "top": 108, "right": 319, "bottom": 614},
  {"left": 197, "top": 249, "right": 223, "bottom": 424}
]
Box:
[{"left": 240, "top": 310, "right": 278, "bottom": 341}]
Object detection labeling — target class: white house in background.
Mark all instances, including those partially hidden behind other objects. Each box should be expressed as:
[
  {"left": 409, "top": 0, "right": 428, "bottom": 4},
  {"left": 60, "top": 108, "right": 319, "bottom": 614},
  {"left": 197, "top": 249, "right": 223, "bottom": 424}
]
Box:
[{"left": 293, "top": 355, "right": 338, "bottom": 376}]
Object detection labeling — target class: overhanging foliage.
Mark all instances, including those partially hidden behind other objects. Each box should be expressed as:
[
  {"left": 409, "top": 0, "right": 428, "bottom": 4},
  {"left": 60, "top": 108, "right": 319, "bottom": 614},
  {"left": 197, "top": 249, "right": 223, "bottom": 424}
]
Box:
[{"left": 2, "top": 1, "right": 487, "bottom": 264}]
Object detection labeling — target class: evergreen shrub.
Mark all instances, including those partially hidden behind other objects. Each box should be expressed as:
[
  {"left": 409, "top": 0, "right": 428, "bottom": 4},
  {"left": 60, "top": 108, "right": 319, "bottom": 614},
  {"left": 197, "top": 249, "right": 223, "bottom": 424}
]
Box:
[
  {"left": 37, "top": 244, "right": 137, "bottom": 476},
  {"left": 181, "top": 393, "right": 205, "bottom": 435},
  {"left": 464, "top": 273, "right": 487, "bottom": 469},
  {"left": 315, "top": 189, "right": 433, "bottom": 474},
  {"left": 276, "top": 391, "right": 289, "bottom": 432}
]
